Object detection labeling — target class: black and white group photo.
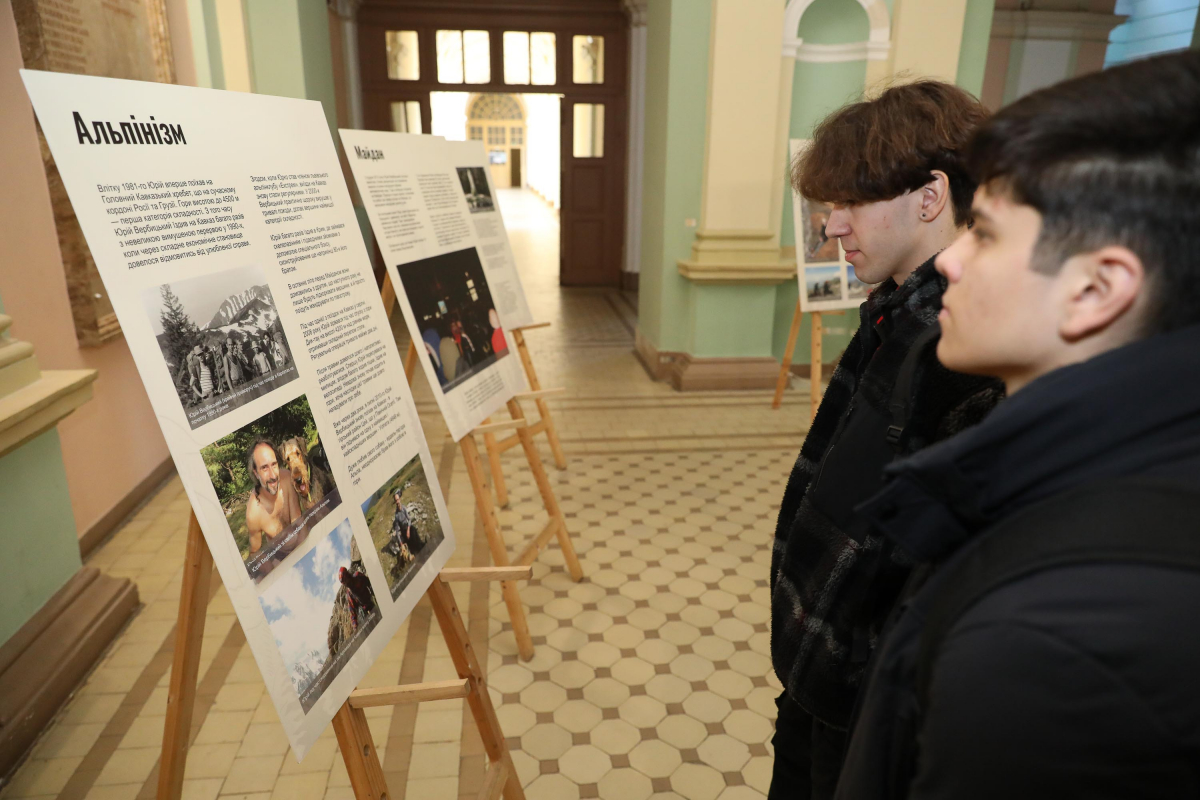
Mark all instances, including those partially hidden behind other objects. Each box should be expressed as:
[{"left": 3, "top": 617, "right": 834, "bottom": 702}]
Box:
[{"left": 143, "top": 265, "right": 298, "bottom": 429}]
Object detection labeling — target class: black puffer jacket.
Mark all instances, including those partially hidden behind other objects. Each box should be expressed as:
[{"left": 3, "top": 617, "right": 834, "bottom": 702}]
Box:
[
  {"left": 837, "top": 324, "right": 1200, "bottom": 799},
  {"left": 771, "top": 257, "right": 1002, "bottom": 729}
]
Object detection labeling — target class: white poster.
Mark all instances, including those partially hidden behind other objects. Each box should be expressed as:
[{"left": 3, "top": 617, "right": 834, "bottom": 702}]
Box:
[
  {"left": 338, "top": 130, "right": 528, "bottom": 442},
  {"left": 790, "top": 138, "right": 873, "bottom": 311},
  {"left": 21, "top": 70, "right": 455, "bottom": 760}
]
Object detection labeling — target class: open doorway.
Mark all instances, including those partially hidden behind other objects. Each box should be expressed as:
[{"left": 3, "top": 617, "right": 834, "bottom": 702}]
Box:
[{"left": 359, "top": 7, "right": 627, "bottom": 286}]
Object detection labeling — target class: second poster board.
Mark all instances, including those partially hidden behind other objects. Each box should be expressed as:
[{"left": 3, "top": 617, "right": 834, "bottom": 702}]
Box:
[
  {"left": 340, "top": 132, "right": 533, "bottom": 441},
  {"left": 790, "top": 138, "right": 874, "bottom": 312}
]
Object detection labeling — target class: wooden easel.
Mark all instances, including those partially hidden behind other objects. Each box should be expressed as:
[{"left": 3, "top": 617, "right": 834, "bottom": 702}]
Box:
[
  {"left": 382, "top": 275, "right": 583, "bottom": 661},
  {"left": 772, "top": 301, "right": 844, "bottom": 421},
  {"left": 157, "top": 511, "right": 530, "bottom": 800}
]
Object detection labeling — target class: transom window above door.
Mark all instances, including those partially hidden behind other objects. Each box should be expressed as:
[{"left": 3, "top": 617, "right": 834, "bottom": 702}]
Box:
[
  {"left": 435, "top": 29, "right": 490, "bottom": 84},
  {"left": 385, "top": 30, "right": 419, "bottom": 80},
  {"left": 504, "top": 31, "right": 556, "bottom": 85}
]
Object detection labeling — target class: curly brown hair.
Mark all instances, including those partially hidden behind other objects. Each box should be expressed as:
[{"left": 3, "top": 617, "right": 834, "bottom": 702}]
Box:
[{"left": 792, "top": 80, "right": 989, "bottom": 226}]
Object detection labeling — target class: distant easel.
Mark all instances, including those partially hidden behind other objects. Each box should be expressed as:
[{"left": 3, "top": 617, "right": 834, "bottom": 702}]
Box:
[
  {"left": 772, "top": 301, "right": 844, "bottom": 421},
  {"left": 382, "top": 276, "right": 568, "bottom": 509},
  {"left": 381, "top": 274, "right": 583, "bottom": 661},
  {"left": 157, "top": 511, "right": 530, "bottom": 800}
]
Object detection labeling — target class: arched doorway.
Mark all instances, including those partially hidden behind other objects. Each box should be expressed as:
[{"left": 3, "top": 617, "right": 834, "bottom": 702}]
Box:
[{"left": 466, "top": 93, "right": 526, "bottom": 189}]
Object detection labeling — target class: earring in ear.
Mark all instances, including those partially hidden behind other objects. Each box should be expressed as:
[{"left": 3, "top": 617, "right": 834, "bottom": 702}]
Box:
[{"left": 920, "top": 213, "right": 928, "bottom": 219}]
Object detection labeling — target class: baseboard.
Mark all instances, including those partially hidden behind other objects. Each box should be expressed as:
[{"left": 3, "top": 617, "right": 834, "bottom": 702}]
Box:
[
  {"left": 634, "top": 331, "right": 783, "bottom": 391},
  {"left": 666, "top": 354, "right": 780, "bottom": 391},
  {"left": 620, "top": 272, "right": 639, "bottom": 292},
  {"left": 78, "top": 456, "right": 176, "bottom": 559},
  {"left": 0, "top": 567, "right": 139, "bottom": 777}
]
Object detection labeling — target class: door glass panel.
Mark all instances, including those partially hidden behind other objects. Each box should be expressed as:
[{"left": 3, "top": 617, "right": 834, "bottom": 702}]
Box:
[
  {"left": 385, "top": 30, "right": 419, "bottom": 80},
  {"left": 503, "top": 31, "right": 530, "bottom": 84},
  {"left": 573, "top": 104, "right": 604, "bottom": 158},
  {"left": 531, "top": 32, "right": 556, "bottom": 84},
  {"left": 572, "top": 36, "right": 604, "bottom": 83},
  {"left": 390, "top": 101, "right": 423, "bottom": 134},
  {"left": 436, "top": 30, "right": 464, "bottom": 83},
  {"left": 463, "top": 30, "right": 490, "bottom": 84}
]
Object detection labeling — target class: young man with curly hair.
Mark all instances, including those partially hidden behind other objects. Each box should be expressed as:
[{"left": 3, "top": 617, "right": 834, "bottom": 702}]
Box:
[{"left": 770, "top": 81, "right": 1003, "bottom": 799}]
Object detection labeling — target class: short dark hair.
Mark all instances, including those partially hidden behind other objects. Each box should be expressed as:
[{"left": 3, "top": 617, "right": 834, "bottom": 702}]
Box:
[
  {"left": 793, "top": 80, "right": 988, "bottom": 226},
  {"left": 967, "top": 50, "right": 1200, "bottom": 335}
]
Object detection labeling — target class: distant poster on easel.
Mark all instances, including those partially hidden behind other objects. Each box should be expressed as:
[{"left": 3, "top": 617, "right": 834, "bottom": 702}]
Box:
[
  {"left": 338, "top": 130, "right": 530, "bottom": 442},
  {"left": 20, "top": 71, "right": 455, "bottom": 760},
  {"left": 790, "top": 138, "right": 874, "bottom": 312}
]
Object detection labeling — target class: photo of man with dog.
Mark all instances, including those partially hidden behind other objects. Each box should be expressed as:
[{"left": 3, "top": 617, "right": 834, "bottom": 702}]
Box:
[
  {"left": 143, "top": 265, "right": 298, "bottom": 430},
  {"left": 359, "top": 453, "right": 445, "bottom": 600},
  {"left": 201, "top": 394, "right": 341, "bottom": 583},
  {"left": 396, "top": 247, "right": 511, "bottom": 394}
]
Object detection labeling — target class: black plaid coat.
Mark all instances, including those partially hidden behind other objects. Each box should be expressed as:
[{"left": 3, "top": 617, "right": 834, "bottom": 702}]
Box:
[{"left": 770, "top": 257, "right": 1003, "bottom": 730}]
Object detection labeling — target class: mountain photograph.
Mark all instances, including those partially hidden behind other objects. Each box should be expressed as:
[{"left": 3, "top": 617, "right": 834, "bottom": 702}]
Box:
[{"left": 142, "top": 264, "right": 299, "bottom": 429}]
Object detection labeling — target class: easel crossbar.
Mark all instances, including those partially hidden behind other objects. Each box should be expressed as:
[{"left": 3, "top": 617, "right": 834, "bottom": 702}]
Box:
[{"left": 349, "top": 679, "right": 469, "bottom": 708}]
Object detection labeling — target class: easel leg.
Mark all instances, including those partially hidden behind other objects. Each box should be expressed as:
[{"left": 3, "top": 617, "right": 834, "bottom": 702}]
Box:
[
  {"left": 810, "top": 311, "right": 824, "bottom": 423},
  {"left": 427, "top": 577, "right": 525, "bottom": 800},
  {"left": 157, "top": 512, "right": 213, "bottom": 800},
  {"left": 772, "top": 299, "right": 802, "bottom": 410},
  {"left": 482, "top": 420, "right": 509, "bottom": 508},
  {"left": 331, "top": 703, "right": 390, "bottom": 800},
  {"left": 506, "top": 399, "right": 583, "bottom": 582},
  {"left": 513, "top": 330, "right": 566, "bottom": 470},
  {"left": 460, "top": 436, "right": 535, "bottom": 661}
]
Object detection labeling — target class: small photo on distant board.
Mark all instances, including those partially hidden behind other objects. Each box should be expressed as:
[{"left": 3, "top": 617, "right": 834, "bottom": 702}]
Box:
[
  {"left": 804, "top": 265, "right": 845, "bottom": 307},
  {"left": 799, "top": 196, "right": 840, "bottom": 264},
  {"left": 143, "top": 265, "right": 297, "bottom": 429},
  {"left": 456, "top": 166, "right": 495, "bottom": 213},
  {"left": 847, "top": 264, "right": 872, "bottom": 300},
  {"left": 360, "top": 453, "right": 446, "bottom": 601},
  {"left": 201, "top": 395, "right": 341, "bottom": 583},
  {"left": 398, "top": 247, "right": 510, "bottom": 394},
  {"left": 258, "top": 519, "right": 381, "bottom": 712}
]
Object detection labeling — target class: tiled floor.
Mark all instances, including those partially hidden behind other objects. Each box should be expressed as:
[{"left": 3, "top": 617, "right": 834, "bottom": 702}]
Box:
[{"left": 1, "top": 190, "right": 821, "bottom": 800}]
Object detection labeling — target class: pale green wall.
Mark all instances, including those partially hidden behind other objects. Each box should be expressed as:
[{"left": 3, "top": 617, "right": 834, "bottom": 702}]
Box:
[
  {"left": 244, "top": 0, "right": 339, "bottom": 136},
  {"left": 956, "top": 0, "right": 995, "bottom": 96},
  {"left": 0, "top": 294, "right": 83, "bottom": 646},
  {"left": 637, "top": 0, "right": 711, "bottom": 352}
]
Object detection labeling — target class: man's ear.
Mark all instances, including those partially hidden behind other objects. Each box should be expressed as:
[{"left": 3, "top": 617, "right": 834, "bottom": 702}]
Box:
[
  {"left": 1059, "top": 246, "right": 1145, "bottom": 342},
  {"left": 919, "top": 170, "right": 952, "bottom": 222}
]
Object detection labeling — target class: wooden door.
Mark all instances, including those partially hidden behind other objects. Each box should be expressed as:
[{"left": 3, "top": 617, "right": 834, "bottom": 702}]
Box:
[
  {"left": 560, "top": 98, "right": 623, "bottom": 285},
  {"left": 511, "top": 147, "right": 522, "bottom": 187}
]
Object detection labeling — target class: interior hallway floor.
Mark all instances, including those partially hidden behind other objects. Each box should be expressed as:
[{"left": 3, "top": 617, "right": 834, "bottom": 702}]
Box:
[{"left": 1, "top": 189, "right": 823, "bottom": 800}]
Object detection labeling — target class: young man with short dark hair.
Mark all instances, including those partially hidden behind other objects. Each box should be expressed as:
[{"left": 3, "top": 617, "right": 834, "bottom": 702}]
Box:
[
  {"left": 770, "top": 81, "right": 1003, "bottom": 799},
  {"left": 836, "top": 50, "right": 1200, "bottom": 799}
]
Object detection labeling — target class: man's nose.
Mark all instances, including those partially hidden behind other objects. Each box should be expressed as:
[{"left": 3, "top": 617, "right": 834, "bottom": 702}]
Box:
[{"left": 825, "top": 207, "right": 851, "bottom": 237}]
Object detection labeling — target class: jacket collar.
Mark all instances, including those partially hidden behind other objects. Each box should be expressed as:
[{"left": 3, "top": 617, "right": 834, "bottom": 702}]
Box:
[{"left": 858, "top": 323, "right": 1200, "bottom": 563}]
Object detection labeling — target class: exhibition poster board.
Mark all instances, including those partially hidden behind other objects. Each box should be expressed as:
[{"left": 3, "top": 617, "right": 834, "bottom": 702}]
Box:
[
  {"left": 20, "top": 70, "right": 455, "bottom": 760},
  {"left": 790, "top": 139, "right": 873, "bottom": 312},
  {"left": 338, "top": 130, "right": 529, "bottom": 442}
]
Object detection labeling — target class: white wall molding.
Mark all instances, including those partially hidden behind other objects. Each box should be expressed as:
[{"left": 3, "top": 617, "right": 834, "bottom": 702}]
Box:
[
  {"left": 790, "top": 40, "right": 890, "bottom": 62},
  {"left": 782, "top": 0, "right": 891, "bottom": 57}
]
